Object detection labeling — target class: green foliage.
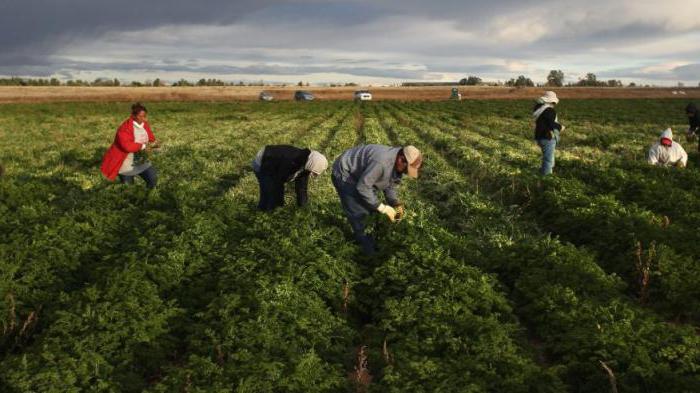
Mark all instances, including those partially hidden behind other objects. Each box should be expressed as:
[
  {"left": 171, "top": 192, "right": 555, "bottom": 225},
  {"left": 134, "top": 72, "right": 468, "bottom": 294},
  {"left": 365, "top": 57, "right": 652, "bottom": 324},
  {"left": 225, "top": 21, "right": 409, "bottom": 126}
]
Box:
[
  {"left": 459, "top": 76, "right": 482, "bottom": 86},
  {"left": 506, "top": 75, "right": 535, "bottom": 87},
  {"left": 0, "top": 99, "right": 699, "bottom": 392}
]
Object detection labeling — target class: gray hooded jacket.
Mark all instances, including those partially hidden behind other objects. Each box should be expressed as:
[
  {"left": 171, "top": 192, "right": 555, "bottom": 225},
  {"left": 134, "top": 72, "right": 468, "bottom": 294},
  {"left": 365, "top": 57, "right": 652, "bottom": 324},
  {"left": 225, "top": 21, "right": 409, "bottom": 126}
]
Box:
[{"left": 332, "top": 144, "right": 402, "bottom": 209}]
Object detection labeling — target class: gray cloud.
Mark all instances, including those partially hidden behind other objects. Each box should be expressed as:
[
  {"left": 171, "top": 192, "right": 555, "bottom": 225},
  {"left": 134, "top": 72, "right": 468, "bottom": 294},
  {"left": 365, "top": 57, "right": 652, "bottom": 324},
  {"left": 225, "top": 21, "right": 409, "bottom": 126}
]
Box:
[
  {"left": 0, "top": 57, "right": 437, "bottom": 80},
  {"left": 1, "top": 0, "right": 699, "bottom": 84},
  {"left": 0, "top": 1, "right": 274, "bottom": 51}
]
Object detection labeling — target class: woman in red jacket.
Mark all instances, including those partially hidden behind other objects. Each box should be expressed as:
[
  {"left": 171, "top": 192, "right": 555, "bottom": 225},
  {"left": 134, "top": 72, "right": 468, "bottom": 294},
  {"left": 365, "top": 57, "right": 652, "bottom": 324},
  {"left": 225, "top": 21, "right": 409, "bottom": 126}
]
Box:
[{"left": 100, "top": 103, "right": 159, "bottom": 189}]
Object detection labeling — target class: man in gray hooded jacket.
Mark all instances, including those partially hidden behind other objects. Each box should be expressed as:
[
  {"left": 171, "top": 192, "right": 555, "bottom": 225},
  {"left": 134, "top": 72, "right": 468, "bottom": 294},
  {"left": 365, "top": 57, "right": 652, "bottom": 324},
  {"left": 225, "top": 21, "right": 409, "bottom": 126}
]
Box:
[{"left": 332, "top": 144, "right": 422, "bottom": 255}]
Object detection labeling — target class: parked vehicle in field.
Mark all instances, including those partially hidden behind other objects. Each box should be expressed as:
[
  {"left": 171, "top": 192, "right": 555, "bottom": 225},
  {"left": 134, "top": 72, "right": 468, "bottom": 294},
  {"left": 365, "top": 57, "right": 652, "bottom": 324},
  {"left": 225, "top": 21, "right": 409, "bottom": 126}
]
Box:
[
  {"left": 259, "top": 91, "right": 274, "bottom": 101},
  {"left": 294, "top": 91, "right": 315, "bottom": 101},
  {"left": 450, "top": 87, "right": 462, "bottom": 101},
  {"left": 354, "top": 90, "right": 373, "bottom": 101}
]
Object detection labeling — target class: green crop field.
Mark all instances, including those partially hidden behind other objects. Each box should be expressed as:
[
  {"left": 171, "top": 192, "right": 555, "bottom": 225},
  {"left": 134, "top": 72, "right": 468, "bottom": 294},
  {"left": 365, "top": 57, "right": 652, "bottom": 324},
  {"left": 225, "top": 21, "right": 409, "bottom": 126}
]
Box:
[{"left": 1, "top": 100, "right": 699, "bottom": 392}]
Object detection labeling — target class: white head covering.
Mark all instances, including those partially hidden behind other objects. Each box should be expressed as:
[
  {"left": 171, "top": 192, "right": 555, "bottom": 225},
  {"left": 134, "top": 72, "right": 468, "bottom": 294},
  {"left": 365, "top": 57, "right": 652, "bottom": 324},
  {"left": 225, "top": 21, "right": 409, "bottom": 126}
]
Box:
[
  {"left": 660, "top": 128, "right": 673, "bottom": 141},
  {"left": 305, "top": 150, "right": 328, "bottom": 175},
  {"left": 537, "top": 91, "right": 559, "bottom": 105}
]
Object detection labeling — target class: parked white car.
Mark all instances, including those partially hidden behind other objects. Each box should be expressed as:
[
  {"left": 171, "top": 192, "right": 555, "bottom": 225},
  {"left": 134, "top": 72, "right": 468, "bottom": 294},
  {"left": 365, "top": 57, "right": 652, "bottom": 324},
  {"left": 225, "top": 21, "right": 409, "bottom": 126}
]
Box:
[
  {"left": 259, "top": 91, "right": 274, "bottom": 101},
  {"left": 354, "top": 90, "right": 372, "bottom": 101}
]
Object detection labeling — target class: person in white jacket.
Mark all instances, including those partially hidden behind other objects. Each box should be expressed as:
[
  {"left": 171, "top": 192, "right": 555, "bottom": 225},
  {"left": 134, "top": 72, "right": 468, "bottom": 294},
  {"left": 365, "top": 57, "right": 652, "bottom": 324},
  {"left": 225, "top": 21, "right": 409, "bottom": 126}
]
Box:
[{"left": 647, "top": 128, "right": 687, "bottom": 167}]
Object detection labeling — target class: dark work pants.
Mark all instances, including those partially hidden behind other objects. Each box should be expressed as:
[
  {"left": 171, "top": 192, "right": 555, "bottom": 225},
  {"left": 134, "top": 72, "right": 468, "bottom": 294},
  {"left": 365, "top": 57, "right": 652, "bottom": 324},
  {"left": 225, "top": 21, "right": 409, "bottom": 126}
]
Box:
[
  {"left": 255, "top": 170, "right": 285, "bottom": 211},
  {"left": 119, "top": 166, "right": 157, "bottom": 189},
  {"left": 332, "top": 174, "right": 376, "bottom": 255}
]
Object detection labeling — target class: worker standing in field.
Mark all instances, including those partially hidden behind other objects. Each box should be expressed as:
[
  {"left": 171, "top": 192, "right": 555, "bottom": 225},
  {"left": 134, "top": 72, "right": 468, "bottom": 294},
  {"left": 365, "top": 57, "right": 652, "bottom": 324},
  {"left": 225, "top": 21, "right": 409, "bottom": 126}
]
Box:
[
  {"left": 647, "top": 128, "right": 688, "bottom": 167},
  {"left": 100, "top": 103, "right": 160, "bottom": 189},
  {"left": 252, "top": 145, "right": 328, "bottom": 211},
  {"left": 686, "top": 103, "right": 699, "bottom": 151},
  {"left": 332, "top": 144, "right": 422, "bottom": 255},
  {"left": 533, "top": 91, "right": 565, "bottom": 175}
]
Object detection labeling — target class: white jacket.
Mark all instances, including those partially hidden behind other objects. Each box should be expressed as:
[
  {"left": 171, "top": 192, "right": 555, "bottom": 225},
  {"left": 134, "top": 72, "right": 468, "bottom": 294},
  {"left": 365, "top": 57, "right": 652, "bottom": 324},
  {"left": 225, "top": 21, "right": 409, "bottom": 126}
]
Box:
[{"left": 647, "top": 129, "right": 688, "bottom": 167}]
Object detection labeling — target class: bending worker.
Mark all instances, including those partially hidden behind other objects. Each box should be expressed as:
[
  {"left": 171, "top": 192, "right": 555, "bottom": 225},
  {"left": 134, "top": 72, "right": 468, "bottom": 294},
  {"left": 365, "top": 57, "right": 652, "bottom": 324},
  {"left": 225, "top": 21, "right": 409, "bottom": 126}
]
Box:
[
  {"left": 647, "top": 128, "right": 687, "bottom": 167},
  {"left": 332, "top": 144, "right": 422, "bottom": 255},
  {"left": 252, "top": 145, "right": 328, "bottom": 211}
]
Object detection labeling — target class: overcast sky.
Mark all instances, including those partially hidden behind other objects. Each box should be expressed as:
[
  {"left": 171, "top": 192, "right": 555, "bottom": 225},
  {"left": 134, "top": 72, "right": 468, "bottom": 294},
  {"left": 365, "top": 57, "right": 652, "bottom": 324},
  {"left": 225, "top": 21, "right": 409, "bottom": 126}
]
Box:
[{"left": 1, "top": 0, "right": 699, "bottom": 85}]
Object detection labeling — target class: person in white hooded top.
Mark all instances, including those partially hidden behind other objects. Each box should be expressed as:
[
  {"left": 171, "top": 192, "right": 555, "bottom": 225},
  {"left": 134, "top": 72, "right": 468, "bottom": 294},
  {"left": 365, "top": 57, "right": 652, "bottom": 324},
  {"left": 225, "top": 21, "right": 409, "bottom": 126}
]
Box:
[{"left": 647, "top": 128, "right": 688, "bottom": 167}]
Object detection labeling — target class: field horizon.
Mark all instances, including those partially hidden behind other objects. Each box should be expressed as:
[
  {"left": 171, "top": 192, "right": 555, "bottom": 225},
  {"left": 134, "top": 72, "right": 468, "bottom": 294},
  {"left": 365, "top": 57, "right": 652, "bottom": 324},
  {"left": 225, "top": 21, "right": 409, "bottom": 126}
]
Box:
[{"left": 1, "top": 85, "right": 699, "bottom": 104}]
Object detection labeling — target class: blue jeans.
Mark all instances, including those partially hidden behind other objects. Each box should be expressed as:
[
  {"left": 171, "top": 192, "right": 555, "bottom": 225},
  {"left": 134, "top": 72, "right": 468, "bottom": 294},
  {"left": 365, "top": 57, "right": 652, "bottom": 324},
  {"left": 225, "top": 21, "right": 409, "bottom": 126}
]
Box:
[
  {"left": 536, "top": 137, "right": 557, "bottom": 176},
  {"left": 254, "top": 170, "right": 284, "bottom": 211},
  {"left": 119, "top": 166, "right": 157, "bottom": 189},
  {"left": 332, "top": 175, "right": 376, "bottom": 255}
]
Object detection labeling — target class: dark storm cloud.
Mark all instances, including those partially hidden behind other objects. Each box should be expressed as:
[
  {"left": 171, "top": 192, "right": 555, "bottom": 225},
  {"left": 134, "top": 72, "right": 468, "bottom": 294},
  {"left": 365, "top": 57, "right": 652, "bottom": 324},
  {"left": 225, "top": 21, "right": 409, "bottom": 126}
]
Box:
[{"left": 0, "top": 0, "right": 276, "bottom": 53}]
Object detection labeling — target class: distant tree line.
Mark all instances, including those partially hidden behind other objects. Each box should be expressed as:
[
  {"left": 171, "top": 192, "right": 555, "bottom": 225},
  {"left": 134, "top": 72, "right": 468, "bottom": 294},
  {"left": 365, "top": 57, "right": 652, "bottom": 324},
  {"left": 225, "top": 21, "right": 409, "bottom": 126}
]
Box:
[
  {"left": 0, "top": 77, "right": 61, "bottom": 86},
  {"left": 404, "top": 70, "right": 682, "bottom": 88},
  {"left": 1, "top": 75, "right": 698, "bottom": 88},
  {"left": 0, "top": 77, "right": 282, "bottom": 87}
]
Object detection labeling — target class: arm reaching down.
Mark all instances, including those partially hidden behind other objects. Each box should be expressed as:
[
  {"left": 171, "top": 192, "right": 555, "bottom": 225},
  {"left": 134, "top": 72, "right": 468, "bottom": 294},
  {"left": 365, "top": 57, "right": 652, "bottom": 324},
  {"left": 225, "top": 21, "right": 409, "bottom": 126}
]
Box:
[
  {"left": 383, "top": 184, "right": 400, "bottom": 207},
  {"left": 647, "top": 146, "right": 660, "bottom": 166},
  {"left": 676, "top": 144, "right": 688, "bottom": 167},
  {"left": 356, "top": 161, "right": 384, "bottom": 210},
  {"left": 294, "top": 172, "right": 310, "bottom": 207}
]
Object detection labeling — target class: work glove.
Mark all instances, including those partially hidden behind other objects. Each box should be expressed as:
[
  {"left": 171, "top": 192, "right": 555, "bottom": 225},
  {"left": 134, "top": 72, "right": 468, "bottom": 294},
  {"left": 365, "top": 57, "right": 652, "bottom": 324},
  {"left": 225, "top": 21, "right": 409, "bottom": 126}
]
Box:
[
  {"left": 393, "top": 203, "right": 405, "bottom": 221},
  {"left": 377, "top": 203, "right": 397, "bottom": 222}
]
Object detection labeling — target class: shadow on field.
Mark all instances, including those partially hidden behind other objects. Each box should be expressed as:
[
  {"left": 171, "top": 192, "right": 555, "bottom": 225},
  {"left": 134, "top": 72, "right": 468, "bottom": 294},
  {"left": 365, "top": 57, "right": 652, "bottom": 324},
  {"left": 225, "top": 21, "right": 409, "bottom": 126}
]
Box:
[
  {"left": 214, "top": 167, "right": 253, "bottom": 196},
  {"left": 56, "top": 147, "right": 105, "bottom": 171}
]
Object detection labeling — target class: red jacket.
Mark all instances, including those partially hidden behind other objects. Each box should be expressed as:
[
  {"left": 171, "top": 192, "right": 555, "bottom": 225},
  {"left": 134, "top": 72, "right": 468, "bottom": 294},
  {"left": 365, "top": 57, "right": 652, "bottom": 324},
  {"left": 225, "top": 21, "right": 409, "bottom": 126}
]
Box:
[{"left": 100, "top": 117, "right": 155, "bottom": 180}]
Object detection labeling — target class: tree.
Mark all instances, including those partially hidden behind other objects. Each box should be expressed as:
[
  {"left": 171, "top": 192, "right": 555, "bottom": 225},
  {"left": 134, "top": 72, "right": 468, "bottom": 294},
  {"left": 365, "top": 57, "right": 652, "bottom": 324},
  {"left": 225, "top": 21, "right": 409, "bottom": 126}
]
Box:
[
  {"left": 173, "top": 79, "right": 193, "bottom": 87},
  {"left": 153, "top": 78, "right": 162, "bottom": 87},
  {"left": 506, "top": 75, "right": 534, "bottom": 87},
  {"left": 298, "top": 81, "right": 304, "bottom": 87},
  {"left": 92, "top": 78, "right": 116, "bottom": 86},
  {"left": 577, "top": 73, "right": 601, "bottom": 87},
  {"left": 585, "top": 73, "right": 598, "bottom": 85},
  {"left": 459, "top": 76, "right": 482, "bottom": 86},
  {"left": 546, "top": 70, "right": 565, "bottom": 87}
]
